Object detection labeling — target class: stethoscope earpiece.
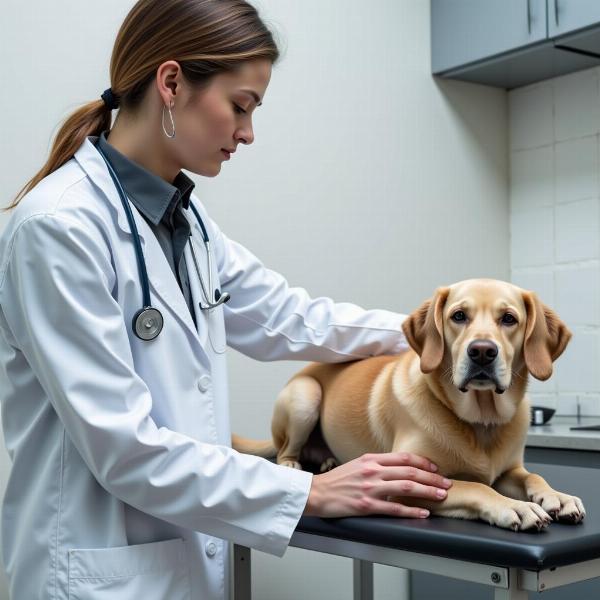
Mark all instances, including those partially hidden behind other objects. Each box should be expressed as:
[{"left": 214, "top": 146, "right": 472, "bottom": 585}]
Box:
[{"left": 216, "top": 291, "right": 231, "bottom": 305}]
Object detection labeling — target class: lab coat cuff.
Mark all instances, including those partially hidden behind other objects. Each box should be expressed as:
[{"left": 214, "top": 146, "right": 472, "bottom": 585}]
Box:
[
  {"left": 266, "top": 465, "right": 313, "bottom": 558},
  {"left": 380, "top": 312, "right": 409, "bottom": 355}
]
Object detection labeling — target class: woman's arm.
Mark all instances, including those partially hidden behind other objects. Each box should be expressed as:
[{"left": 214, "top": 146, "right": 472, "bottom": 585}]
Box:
[{"left": 206, "top": 212, "right": 409, "bottom": 362}]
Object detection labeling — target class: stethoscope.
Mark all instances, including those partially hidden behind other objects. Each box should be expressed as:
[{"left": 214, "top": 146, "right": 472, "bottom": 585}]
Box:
[{"left": 95, "top": 144, "right": 231, "bottom": 341}]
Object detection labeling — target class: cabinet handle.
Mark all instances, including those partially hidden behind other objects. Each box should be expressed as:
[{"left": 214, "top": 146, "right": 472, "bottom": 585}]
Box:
[
  {"left": 527, "top": 0, "right": 531, "bottom": 34},
  {"left": 555, "top": 0, "right": 559, "bottom": 27}
]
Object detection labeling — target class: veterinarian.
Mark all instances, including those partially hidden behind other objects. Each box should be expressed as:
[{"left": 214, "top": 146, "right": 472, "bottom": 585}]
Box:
[{"left": 0, "top": 1, "right": 453, "bottom": 598}]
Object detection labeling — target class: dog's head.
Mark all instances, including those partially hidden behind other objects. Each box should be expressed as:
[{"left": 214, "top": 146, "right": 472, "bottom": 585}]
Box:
[{"left": 402, "top": 279, "right": 571, "bottom": 423}]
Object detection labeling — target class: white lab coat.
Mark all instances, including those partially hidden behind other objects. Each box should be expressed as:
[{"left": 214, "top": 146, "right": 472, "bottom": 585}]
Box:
[{"left": 0, "top": 136, "right": 408, "bottom": 600}]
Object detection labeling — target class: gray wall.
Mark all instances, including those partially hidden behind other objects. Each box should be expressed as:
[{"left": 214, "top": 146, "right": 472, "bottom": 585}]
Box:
[
  {"left": 0, "top": 1, "right": 509, "bottom": 598},
  {"left": 509, "top": 66, "right": 600, "bottom": 418}
]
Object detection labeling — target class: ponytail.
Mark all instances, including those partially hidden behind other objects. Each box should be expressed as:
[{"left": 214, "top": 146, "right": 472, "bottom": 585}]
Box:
[{"left": 5, "top": 100, "right": 113, "bottom": 211}]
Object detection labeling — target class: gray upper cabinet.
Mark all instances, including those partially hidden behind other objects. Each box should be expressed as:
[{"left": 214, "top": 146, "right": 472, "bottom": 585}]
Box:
[
  {"left": 431, "top": 0, "right": 547, "bottom": 73},
  {"left": 432, "top": 0, "right": 600, "bottom": 89},
  {"left": 550, "top": 0, "right": 600, "bottom": 56},
  {"left": 549, "top": 0, "right": 600, "bottom": 37}
]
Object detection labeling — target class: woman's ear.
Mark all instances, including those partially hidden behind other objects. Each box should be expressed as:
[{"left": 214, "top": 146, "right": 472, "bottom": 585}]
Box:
[
  {"left": 402, "top": 287, "right": 450, "bottom": 373},
  {"left": 522, "top": 291, "right": 572, "bottom": 381}
]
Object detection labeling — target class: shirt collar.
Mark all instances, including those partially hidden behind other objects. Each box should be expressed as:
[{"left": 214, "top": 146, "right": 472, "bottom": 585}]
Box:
[{"left": 96, "top": 131, "right": 195, "bottom": 226}]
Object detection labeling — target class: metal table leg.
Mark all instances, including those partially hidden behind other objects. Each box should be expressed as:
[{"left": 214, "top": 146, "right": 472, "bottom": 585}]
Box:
[
  {"left": 494, "top": 568, "right": 528, "bottom": 600},
  {"left": 233, "top": 544, "right": 251, "bottom": 600},
  {"left": 353, "top": 559, "right": 373, "bottom": 600}
]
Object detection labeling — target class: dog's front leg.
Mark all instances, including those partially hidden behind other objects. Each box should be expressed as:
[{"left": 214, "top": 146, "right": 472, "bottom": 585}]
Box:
[
  {"left": 493, "top": 466, "right": 585, "bottom": 523},
  {"left": 393, "top": 479, "right": 552, "bottom": 531}
]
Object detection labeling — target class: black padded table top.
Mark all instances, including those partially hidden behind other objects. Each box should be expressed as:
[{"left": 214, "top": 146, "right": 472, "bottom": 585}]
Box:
[{"left": 296, "top": 462, "right": 600, "bottom": 570}]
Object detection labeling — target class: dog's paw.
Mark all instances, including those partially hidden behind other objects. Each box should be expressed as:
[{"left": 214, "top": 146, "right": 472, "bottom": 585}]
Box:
[
  {"left": 529, "top": 490, "right": 586, "bottom": 524},
  {"left": 487, "top": 500, "right": 552, "bottom": 532},
  {"left": 279, "top": 459, "right": 303, "bottom": 470},
  {"left": 319, "top": 458, "right": 338, "bottom": 473}
]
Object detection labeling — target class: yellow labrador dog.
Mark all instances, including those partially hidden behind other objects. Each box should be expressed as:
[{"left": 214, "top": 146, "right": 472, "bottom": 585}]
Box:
[{"left": 233, "top": 279, "right": 586, "bottom": 531}]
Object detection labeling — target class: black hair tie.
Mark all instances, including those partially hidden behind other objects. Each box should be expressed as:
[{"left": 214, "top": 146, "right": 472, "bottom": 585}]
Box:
[{"left": 101, "top": 88, "right": 120, "bottom": 110}]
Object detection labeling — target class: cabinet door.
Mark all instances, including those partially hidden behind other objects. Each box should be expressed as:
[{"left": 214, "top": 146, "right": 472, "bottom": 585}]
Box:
[
  {"left": 549, "top": 0, "right": 600, "bottom": 37},
  {"left": 432, "top": 0, "right": 547, "bottom": 74}
]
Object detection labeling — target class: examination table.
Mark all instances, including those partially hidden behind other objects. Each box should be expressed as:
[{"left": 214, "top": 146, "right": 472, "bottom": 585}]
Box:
[{"left": 233, "top": 460, "right": 600, "bottom": 599}]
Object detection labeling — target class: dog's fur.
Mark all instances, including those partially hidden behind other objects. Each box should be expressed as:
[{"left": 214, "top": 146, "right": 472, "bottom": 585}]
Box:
[{"left": 233, "top": 279, "right": 586, "bottom": 530}]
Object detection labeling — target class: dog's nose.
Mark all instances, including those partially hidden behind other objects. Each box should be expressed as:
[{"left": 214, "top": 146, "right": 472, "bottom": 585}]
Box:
[{"left": 467, "top": 340, "right": 498, "bottom": 366}]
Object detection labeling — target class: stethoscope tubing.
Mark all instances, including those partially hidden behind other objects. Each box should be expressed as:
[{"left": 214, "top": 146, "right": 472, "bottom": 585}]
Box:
[
  {"left": 189, "top": 235, "right": 214, "bottom": 307},
  {"left": 97, "top": 144, "right": 152, "bottom": 310},
  {"left": 188, "top": 202, "right": 217, "bottom": 306}
]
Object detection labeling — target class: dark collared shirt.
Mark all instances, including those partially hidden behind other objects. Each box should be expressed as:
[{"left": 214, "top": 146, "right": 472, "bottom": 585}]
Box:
[{"left": 96, "top": 131, "right": 197, "bottom": 326}]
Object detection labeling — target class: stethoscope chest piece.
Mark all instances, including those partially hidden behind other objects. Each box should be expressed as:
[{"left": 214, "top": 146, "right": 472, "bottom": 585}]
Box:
[{"left": 133, "top": 307, "right": 164, "bottom": 341}]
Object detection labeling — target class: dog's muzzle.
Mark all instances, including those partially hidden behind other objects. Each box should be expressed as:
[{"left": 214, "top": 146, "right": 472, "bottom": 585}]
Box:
[{"left": 458, "top": 339, "right": 505, "bottom": 394}]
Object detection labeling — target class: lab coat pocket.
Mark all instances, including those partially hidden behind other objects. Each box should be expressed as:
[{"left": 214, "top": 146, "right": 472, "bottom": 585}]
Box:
[
  {"left": 68, "top": 538, "right": 191, "bottom": 600},
  {"left": 207, "top": 304, "right": 226, "bottom": 354}
]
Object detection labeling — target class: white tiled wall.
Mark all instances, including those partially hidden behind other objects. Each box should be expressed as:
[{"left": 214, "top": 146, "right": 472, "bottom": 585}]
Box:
[{"left": 509, "top": 67, "right": 600, "bottom": 416}]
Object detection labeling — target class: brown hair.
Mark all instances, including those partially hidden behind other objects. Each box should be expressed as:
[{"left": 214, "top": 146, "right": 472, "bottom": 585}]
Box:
[{"left": 6, "top": 0, "right": 279, "bottom": 210}]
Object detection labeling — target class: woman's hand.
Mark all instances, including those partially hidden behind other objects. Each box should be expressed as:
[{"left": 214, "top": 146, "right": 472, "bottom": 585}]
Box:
[{"left": 302, "top": 452, "right": 452, "bottom": 519}]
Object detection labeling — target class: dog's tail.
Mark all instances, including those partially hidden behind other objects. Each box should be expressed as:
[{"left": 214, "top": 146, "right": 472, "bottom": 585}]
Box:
[{"left": 231, "top": 433, "right": 277, "bottom": 458}]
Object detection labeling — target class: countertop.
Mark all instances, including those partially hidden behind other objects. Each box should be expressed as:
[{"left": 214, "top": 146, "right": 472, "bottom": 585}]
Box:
[{"left": 527, "top": 415, "right": 600, "bottom": 451}]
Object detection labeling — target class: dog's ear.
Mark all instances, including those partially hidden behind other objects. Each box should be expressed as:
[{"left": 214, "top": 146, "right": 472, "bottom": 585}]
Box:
[
  {"left": 402, "top": 287, "right": 450, "bottom": 373},
  {"left": 522, "top": 291, "right": 572, "bottom": 381}
]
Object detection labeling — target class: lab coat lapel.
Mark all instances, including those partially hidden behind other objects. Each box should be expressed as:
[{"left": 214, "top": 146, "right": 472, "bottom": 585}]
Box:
[
  {"left": 74, "top": 137, "right": 143, "bottom": 241},
  {"left": 73, "top": 137, "right": 206, "bottom": 352}
]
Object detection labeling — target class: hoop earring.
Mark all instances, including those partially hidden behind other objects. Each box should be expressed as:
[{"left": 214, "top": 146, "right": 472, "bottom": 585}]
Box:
[{"left": 162, "top": 101, "right": 175, "bottom": 139}]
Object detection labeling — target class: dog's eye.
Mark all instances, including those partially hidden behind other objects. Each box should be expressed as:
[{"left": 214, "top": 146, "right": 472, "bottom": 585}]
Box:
[
  {"left": 501, "top": 313, "right": 517, "bottom": 325},
  {"left": 451, "top": 310, "right": 467, "bottom": 323}
]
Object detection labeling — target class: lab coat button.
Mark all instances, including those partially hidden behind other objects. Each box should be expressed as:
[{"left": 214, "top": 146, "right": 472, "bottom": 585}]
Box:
[
  {"left": 205, "top": 541, "right": 218, "bottom": 557},
  {"left": 197, "top": 375, "right": 211, "bottom": 392}
]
